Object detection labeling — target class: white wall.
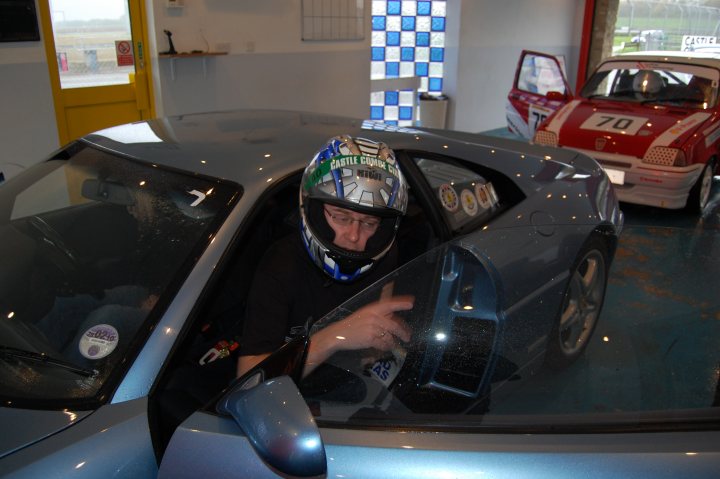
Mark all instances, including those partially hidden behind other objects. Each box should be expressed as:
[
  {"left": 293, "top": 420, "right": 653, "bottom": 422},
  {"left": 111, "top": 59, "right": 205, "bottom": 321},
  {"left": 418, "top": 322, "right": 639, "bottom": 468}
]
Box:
[
  {"left": 0, "top": 30, "right": 59, "bottom": 178},
  {"left": 148, "top": 0, "right": 372, "bottom": 118},
  {"left": 0, "top": 0, "right": 585, "bottom": 174},
  {"left": 446, "top": 0, "right": 585, "bottom": 132}
]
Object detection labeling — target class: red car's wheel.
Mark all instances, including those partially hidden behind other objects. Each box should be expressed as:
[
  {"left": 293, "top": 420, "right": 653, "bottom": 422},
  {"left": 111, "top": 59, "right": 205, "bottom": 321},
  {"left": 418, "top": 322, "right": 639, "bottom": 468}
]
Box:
[{"left": 687, "top": 159, "right": 715, "bottom": 213}]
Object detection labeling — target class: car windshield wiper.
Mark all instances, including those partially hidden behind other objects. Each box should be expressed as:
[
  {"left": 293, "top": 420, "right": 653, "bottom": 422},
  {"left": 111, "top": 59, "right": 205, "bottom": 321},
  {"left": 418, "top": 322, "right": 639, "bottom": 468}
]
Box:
[{"left": 0, "top": 346, "right": 96, "bottom": 377}]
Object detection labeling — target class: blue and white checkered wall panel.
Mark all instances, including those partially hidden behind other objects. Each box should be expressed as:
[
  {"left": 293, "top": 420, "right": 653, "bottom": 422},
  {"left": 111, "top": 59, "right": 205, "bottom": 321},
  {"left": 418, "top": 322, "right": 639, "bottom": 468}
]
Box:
[{"left": 370, "top": 0, "right": 446, "bottom": 126}]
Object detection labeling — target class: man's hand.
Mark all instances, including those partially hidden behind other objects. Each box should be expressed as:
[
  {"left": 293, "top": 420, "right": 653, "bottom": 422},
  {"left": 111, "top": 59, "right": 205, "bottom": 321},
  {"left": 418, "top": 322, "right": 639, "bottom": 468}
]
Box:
[{"left": 304, "top": 295, "right": 414, "bottom": 374}]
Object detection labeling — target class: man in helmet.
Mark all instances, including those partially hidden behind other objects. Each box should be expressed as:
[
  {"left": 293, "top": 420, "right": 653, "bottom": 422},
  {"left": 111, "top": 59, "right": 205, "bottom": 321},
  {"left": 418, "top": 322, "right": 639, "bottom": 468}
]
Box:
[
  {"left": 633, "top": 70, "right": 664, "bottom": 99},
  {"left": 237, "top": 135, "right": 414, "bottom": 377}
]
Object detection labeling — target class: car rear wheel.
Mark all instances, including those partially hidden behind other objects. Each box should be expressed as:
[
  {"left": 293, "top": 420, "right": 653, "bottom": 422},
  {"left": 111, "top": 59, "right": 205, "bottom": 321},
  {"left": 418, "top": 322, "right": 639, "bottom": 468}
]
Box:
[
  {"left": 545, "top": 237, "right": 608, "bottom": 370},
  {"left": 686, "top": 159, "right": 715, "bottom": 213}
]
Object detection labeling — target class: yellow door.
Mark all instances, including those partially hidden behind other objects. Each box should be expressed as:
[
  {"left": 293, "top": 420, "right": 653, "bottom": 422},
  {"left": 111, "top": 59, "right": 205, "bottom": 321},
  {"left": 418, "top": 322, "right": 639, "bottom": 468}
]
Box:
[{"left": 38, "top": 0, "right": 155, "bottom": 146}]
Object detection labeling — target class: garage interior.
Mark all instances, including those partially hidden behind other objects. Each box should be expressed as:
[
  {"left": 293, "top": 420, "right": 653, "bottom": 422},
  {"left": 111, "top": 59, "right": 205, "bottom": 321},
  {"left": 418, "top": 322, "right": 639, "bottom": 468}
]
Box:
[{"left": 1, "top": 0, "right": 719, "bottom": 429}]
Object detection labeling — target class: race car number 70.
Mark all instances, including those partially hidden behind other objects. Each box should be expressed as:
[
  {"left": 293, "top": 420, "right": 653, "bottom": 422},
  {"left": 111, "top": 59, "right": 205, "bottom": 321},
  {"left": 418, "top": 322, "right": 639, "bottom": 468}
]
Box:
[{"left": 580, "top": 112, "right": 648, "bottom": 135}]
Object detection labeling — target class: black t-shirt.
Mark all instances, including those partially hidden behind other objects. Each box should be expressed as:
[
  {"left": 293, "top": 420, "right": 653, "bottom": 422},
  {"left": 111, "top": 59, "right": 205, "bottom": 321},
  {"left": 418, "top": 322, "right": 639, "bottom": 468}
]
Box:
[{"left": 240, "top": 233, "right": 398, "bottom": 356}]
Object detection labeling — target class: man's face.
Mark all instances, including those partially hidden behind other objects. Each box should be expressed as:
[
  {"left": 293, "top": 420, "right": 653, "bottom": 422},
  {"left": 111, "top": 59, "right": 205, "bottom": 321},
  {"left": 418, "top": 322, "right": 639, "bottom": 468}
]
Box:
[{"left": 323, "top": 204, "right": 381, "bottom": 252}]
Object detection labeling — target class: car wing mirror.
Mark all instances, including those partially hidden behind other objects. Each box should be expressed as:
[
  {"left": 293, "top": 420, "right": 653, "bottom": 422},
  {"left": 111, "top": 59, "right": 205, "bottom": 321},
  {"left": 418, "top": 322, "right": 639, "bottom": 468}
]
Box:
[
  {"left": 546, "top": 90, "right": 567, "bottom": 101},
  {"left": 217, "top": 375, "right": 327, "bottom": 477},
  {"left": 81, "top": 179, "right": 134, "bottom": 206}
]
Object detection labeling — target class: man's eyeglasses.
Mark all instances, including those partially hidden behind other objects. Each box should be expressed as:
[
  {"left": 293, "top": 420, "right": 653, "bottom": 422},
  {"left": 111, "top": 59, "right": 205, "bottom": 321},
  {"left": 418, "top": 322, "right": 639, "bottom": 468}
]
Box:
[{"left": 324, "top": 207, "right": 381, "bottom": 232}]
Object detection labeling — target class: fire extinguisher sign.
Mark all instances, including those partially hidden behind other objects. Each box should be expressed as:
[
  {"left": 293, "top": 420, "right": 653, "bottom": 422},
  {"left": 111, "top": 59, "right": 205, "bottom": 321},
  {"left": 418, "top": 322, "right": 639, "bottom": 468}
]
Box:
[{"left": 116, "top": 40, "right": 135, "bottom": 67}]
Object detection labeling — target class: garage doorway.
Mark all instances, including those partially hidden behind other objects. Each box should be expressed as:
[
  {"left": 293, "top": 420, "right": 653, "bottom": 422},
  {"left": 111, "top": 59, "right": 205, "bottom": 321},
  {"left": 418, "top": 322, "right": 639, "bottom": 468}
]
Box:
[{"left": 37, "top": 0, "right": 155, "bottom": 146}]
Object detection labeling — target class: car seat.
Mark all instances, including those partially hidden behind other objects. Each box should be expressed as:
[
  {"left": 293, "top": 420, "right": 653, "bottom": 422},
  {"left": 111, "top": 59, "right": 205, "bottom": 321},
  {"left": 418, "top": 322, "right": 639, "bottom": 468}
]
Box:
[
  {"left": 687, "top": 76, "right": 713, "bottom": 103},
  {"left": 614, "top": 70, "right": 635, "bottom": 97}
]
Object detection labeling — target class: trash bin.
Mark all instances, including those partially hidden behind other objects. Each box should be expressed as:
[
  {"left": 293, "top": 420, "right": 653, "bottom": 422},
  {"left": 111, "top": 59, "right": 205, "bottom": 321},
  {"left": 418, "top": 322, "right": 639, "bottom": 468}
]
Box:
[{"left": 417, "top": 92, "right": 448, "bottom": 129}]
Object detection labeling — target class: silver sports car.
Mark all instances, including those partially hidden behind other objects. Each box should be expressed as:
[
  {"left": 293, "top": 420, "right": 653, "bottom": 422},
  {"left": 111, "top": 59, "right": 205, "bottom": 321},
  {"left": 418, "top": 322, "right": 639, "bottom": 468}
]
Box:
[{"left": 0, "top": 110, "right": 643, "bottom": 477}]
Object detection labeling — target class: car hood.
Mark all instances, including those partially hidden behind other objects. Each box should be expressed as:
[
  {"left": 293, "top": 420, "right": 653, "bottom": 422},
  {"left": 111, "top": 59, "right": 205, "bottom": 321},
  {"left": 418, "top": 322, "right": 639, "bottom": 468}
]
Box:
[
  {"left": 0, "top": 407, "right": 92, "bottom": 459},
  {"left": 550, "top": 99, "right": 713, "bottom": 158}
]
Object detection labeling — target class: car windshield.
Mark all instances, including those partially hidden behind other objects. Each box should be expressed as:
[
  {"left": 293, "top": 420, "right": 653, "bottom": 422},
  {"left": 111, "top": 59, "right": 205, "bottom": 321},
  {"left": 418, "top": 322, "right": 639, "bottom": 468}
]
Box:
[
  {"left": 0, "top": 143, "right": 239, "bottom": 408},
  {"left": 299, "top": 229, "right": 719, "bottom": 432},
  {"left": 581, "top": 60, "right": 719, "bottom": 108}
]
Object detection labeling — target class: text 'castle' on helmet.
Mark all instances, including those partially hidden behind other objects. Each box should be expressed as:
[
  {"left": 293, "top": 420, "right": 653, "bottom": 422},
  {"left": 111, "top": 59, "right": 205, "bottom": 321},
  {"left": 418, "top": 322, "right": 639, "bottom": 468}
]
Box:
[{"left": 300, "top": 135, "right": 408, "bottom": 282}]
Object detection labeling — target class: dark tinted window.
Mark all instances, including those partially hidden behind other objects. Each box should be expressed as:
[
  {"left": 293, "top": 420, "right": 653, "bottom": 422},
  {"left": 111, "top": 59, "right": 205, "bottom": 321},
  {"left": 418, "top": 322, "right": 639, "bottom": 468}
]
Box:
[{"left": 0, "top": 144, "right": 240, "bottom": 407}]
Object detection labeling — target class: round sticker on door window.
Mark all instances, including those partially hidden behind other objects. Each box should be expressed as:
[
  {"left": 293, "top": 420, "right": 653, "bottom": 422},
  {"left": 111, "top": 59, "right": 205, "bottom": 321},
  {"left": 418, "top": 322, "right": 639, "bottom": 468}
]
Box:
[
  {"left": 438, "top": 184, "right": 459, "bottom": 212},
  {"left": 78, "top": 324, "right": 119, "bottom": 359},
  {"left": 461, "top": 189, "right": 478, "bottom": 216}
]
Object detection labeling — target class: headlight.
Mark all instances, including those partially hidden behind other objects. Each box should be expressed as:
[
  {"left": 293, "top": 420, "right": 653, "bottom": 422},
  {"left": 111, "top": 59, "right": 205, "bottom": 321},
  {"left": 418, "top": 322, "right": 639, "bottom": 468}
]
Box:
[
  {"left": 642, "top": 146, "right": 686, "bottom": 167},
  {"left": 533, "top": 130, "right": 558, "bottom": 147}
]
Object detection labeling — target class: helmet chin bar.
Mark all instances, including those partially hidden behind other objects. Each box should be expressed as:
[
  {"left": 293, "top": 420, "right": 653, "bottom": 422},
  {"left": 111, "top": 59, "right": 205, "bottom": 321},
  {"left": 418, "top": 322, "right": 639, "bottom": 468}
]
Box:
[
  {"left": 326, "top": 251, "right": 374, "bottom": 282},
  {"left": 300, "top": 206, "right": 393, "bottom": 283},
  {"left": 300, "top": 197, "right": 400, "bottom": 283}
]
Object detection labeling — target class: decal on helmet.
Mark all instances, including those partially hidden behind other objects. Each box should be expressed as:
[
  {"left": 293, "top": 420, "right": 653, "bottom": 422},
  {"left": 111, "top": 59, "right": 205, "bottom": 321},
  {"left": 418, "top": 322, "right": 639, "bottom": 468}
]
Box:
[{"left": 299, "top": 135, "right": 408, "bottom": 282}]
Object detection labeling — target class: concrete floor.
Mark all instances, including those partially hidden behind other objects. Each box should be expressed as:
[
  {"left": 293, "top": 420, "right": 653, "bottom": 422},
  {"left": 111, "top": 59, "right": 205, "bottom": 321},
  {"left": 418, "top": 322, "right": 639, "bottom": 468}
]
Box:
[{"left": 483, "top": 128, "right": 720, "bottom": 415}]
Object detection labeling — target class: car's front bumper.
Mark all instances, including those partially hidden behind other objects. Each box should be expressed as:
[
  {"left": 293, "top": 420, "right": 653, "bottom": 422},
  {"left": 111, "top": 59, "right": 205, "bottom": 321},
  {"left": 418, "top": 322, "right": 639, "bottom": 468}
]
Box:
[{"left": 569, "top": 148, "right": 704, "bottom": 209}]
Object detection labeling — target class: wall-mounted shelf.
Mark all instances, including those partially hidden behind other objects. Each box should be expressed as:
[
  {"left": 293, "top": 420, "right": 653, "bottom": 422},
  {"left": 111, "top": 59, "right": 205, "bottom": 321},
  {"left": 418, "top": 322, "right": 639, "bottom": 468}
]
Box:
[{"left": 159, "top": 52, "right": 228, "bottom": 80}]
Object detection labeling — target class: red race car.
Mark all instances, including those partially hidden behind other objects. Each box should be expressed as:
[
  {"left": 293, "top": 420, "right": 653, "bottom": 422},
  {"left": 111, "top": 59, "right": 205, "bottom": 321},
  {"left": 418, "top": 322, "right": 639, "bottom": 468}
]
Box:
[{"left": 507, "top": 50, "right": 719, "bottom": 212}]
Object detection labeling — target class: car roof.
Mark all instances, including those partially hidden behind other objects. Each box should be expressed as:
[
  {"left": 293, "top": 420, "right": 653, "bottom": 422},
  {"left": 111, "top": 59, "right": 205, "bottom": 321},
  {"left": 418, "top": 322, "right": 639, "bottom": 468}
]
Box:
[
  {"left": 609, "top": 50, "right": 720, "bottom": 68},
  {"left": 81, "top": 110, "right": 448, "bottom": 186},
  {"left": 79, "top": 109, "right": 582, "bottom": 197}
]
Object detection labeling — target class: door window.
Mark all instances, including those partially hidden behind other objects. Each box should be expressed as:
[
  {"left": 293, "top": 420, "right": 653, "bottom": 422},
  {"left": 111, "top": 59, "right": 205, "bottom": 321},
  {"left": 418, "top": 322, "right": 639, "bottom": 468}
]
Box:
[
  {"left": 517, "top": 52, "right": 567, "bottom": 96},
  {"left": 48, "top": 0, "right": 135, "bottom": 89}
]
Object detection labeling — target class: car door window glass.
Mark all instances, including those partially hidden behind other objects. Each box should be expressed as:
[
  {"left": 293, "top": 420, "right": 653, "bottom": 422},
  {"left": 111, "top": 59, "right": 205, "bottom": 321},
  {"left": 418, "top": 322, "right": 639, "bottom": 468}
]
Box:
[
  {"left": 517, "top": 53, "right": 567, "bottom": 95},
  {"left": 297, "top": 232, "right": 719, "bottom": 432},
  {"left": 413, "top": 157, "right": 500, "bottom": 232},
  {"left": 299, "top": 242, "right": 502, "bottom": 424}
]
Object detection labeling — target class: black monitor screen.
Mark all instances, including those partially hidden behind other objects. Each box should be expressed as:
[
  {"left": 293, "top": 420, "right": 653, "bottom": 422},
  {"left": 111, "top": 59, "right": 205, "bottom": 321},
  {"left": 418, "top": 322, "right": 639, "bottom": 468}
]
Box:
[{"left": 0, "top": 0, "right": 41, "bottom": 42}]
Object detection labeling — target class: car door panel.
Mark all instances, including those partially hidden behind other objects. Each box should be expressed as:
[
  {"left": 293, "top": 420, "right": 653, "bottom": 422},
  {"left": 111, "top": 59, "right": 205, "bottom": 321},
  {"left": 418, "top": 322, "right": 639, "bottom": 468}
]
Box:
[{"left": 159, "top": 377, "right": 720, "bottom": 478}]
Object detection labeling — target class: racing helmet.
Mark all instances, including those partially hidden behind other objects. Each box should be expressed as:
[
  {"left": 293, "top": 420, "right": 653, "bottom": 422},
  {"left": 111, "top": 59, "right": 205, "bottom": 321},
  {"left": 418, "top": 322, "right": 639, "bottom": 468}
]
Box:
[
  {"left": 300, "top": 135, "right": 408, "bottom": 282},
  {"left": 633, "top": 70, "right": 663, "bottom": 96}
]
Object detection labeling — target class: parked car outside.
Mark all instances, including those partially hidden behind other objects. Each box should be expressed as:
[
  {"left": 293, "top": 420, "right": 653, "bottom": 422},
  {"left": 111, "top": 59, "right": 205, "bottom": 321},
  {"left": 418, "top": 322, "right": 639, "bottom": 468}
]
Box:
[
  {"left": 507, "top": 50, "right": 720, "bottom": 212},
  {"left": 630, "top": 29, "right": 667, "bottom": 50},
  {"left": 0, "top": 108, "right": 631, "bottom": 478}
]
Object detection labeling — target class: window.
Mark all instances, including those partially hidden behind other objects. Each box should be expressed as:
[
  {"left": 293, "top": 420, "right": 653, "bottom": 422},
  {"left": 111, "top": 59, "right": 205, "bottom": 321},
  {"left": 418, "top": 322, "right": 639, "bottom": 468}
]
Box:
[
  {"left": 370, "top": 1, "right": 446, "bottom": 126},
  {"left": 613, "top": 0, "right": 720, "bottom": 55}
]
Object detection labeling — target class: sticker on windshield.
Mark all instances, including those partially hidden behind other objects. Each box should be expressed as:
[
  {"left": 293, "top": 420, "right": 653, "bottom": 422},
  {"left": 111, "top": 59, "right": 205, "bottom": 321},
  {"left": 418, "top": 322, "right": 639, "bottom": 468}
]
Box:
[
  {"left": 461, "top": 189, "right": 478, "bottom": 216},
  {"left": 438, "top": 184, "right": 459, "bottom": 212},
  {"left": 187, "top": 189, "right": 207, "bottom": 206},
  {"left": 78, "top": 324, "right": 119, "bottom": 360},
  {"left": 580, "top": 112, "right": 648, "bottom": 135}
]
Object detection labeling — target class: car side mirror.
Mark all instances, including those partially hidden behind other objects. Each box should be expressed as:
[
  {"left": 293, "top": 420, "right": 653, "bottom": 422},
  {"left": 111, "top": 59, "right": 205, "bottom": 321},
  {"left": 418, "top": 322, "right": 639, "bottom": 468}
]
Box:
[
  {"left": 217, "top": 375, "right": 327, "bottom": 477},
  {"left": 546, "top": 90, "right": 567, "bottom": 101}
]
